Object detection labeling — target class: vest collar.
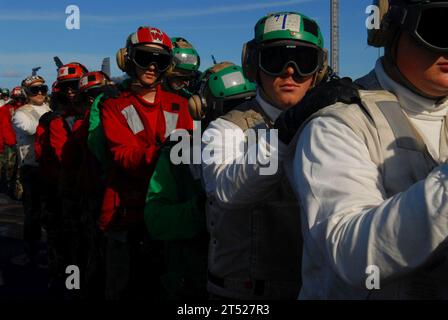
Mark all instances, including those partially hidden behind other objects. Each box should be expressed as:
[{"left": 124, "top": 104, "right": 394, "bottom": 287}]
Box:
[
  {"left": 375, "top": 59, "right": 448, "bottom": 121},
  {"left": 24, "top": 102, "right": 49, "bottom": 109},
  {"left": 255, "top": 90, "right": 282, "bottom": 122}
]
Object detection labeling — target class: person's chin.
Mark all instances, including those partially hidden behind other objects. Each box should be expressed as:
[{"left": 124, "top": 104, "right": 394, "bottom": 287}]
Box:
[
  {"left": 278, "top": 93, "right": 302, "bottom": 106},
  {"left": 431, "top": 82, "right": 448, "bottom": 96},
  {"left": 275, "top": 98, "right": 298, "bottom": 110},
  {"left": 427, "top": 71, "right": 448, "bottom": 88},
  {"left": 142, "top": 75, "right": 156, "bottom": 84}
]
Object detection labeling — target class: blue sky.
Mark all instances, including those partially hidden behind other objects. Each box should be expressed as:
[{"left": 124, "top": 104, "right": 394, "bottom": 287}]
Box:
[{"left": 0, "top": 0, "right": 380, "bottom": 89}]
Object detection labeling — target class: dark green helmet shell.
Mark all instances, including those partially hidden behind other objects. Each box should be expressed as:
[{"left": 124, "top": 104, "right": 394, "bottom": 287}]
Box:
[
  {"left": 171, "top": 37, "right": 201, "bottom": 72},
  {"left": 203, "top": 64, "right": 256, "bottom": 99},
  {"left": 253, "top": 12, "right": 324, "bottom": 48}
]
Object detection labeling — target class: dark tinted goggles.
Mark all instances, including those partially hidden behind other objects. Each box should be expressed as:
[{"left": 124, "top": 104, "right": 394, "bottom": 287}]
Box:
[
  {"left": 83, "top": 87, "right": 103, "bottom": 100},
  {"left": 28, "top": 85, "right": 48, "bottom": 95},
  {"left": 402, "top": 2, "right": 448, "bottom": 52},
  {"left": 59, "top": 80, "right": 79, "bottom": 92},
  {"left": 132, "top": 48, "right": 172, "bottom": 72},
  {"left": 258, "top": 43, "right": 322, "bottom": 78}
]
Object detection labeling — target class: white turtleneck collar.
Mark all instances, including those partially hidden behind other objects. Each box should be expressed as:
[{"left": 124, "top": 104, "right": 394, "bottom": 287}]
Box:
[
  {"left": 375, "top": 59, "right": 448, "bottom": 121},
  {"left": 255, "top": 89, "right": 283, "bottom": 122}
]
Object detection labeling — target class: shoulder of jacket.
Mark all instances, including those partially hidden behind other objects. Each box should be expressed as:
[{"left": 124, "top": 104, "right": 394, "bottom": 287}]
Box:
[
  {"left": 318, "top": 101, "right": 362, "bottom": 115},
  {"left": 220, "top": 98, "right": 263, "bottom": 131},
  {"left": 17, "top": 103, "right": 33, "bottom": 111},
  {"left": 301, "top": 101, "right": 379, "bottom": 149},
  {"left": 49, "top": 114, "right": 65, "bottom": 125},
  {"left": 38, "top": 110, "right": 54, "bottom": 121},
  {"left": 355, "top": 69, "right": 382, "bottom": 90},
  {"left": 160, "top": 89, "right": 187, "bottom": 104},
  {"left": 13, "top": 105, "right": 31, "bottom": 118},
  {"left": 316, "top": 87, "right": 398, "bottom": 121},
  {"left": 309, "top": 102, "right": 368, "bottom": 125},
  {"left": 101, "top": 91, "right": 133, "bottom": 111},
  {"left": 0, "top": 106, "right": 8, "bottom": 115},
  {"left": 161, "top": 98, "right": 188, "bottom": 114}
]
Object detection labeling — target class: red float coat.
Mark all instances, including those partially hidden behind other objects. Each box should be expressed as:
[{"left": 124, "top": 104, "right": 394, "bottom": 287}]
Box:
[{"left": 99, "top": 86, "right": 193, "bottom": 231}]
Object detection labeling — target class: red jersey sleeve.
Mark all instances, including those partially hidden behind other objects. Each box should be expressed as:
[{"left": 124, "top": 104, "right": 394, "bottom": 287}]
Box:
[
  {"left": 61, "top": 121, "right": 86, "bottom": 171},
  {"left": 49, "top": 117, "right": 69, "bottom": 162},
  {"left": 0, "top": 107, "right": 16, "bottom": 147},
  {"left": 0, "top": 116, "right": 4, "bottom": 154},
  {"left": 100, "top": 98, "right": 160, "bottom": 177},
  {"left": 34, "top": 123, "right": 45, "bottom": 162}
]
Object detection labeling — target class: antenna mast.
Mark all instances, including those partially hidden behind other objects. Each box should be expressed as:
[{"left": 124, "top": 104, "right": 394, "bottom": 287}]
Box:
[{"left": 330, "top": 0, "right": 339, "bottom": 75}]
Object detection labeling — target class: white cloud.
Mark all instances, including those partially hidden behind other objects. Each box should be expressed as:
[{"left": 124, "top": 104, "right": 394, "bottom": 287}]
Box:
[
  {"left": 0, "top": 52, "right": 122, "bottom": 88},
  {"left": 0, "top": 70, "right": 23, "bottom": 78},
  {"left": 0, "top": 0, "right": 313, "bottom": 23},
  {"left": 0, "top": 52, "right": 108, "bottom": 69},
  {"left": 131, "top": 0, "right": 314, "bottom": 21},
  {"left": 0, "top": 12, "right": 62, "bottom": 21},
  {"left": 180, "top": 24, "right": 250, "bottom": 31}
]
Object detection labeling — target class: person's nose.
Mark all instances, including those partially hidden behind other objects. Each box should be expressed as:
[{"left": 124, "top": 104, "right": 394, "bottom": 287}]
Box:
[{"left": 283, "top": 65, "right": 295, "bottom": 77}]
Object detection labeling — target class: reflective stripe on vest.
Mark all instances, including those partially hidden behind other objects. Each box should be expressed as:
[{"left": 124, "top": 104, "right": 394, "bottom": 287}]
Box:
[
  {"left": 359, "top": 90, "right": 427, "bottom": 153},
  {"left": 220, "top": 100, "right": 265, "bottom": 132},
  {"left": 358, "top": 90, "right": 440, "bottom": 196},
  {"left": 121, "top": 105, "right": 144, "bottom": 135},
  {"left": 163, "top": 110, "right": 179, "bottom": 137},
  {"left": 65, "top": 116, "right": 75, "bottom": 131}
]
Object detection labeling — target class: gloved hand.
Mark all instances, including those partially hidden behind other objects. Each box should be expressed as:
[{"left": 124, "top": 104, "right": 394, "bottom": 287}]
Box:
[{"left": 275, "top": 76, "right": 362, "bottom": 145}]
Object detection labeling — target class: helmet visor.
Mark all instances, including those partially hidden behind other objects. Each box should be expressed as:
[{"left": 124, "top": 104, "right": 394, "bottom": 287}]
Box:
[
  {"left": 258, "top": 43, "right": 321, "bottom": 78},
  {"left": 174, "top": 52, "right": 198, "bottom": 67},
  {"left": 221, "top": 71, "right": 246, "bottom": 89}
]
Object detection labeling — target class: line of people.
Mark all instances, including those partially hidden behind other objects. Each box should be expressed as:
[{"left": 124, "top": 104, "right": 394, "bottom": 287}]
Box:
[
  {"left": 0, "top": 87, "right": 24, "bottom": 199},
  {"left": 6, "top": 29, "right": 207, "bottom": 299}
]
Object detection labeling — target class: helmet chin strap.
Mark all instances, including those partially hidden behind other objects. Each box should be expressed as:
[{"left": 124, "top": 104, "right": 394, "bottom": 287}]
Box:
[{"left": 383, "top": 31, "right": 446, "bottom": 102}]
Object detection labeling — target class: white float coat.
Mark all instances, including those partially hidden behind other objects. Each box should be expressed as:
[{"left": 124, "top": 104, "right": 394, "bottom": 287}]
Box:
[{"left": 290, "top": 59, "right": 448, "bottom": 299}]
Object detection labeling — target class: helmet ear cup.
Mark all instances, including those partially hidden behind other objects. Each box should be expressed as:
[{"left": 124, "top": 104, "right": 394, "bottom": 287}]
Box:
[
  {"left": 188, "top": 94, "right": 205, "bottom": 120},
  {"left": 21, "top": 87, "right": 28, "bottom": 99},
  {"left": 368, "top": 0, "right": 394, "bottom": 48},
  {"left": 165, "top": 58, "right": 176, "bottom": 76},
  {"left": 313, "top": 49, "right": 329, "bottom": 87},
  {"left": 242, "top": 40, "right": 257, "bottom": 82},
  {"left": 116, "top": 48, "right": 128, "bottom": 72}
]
